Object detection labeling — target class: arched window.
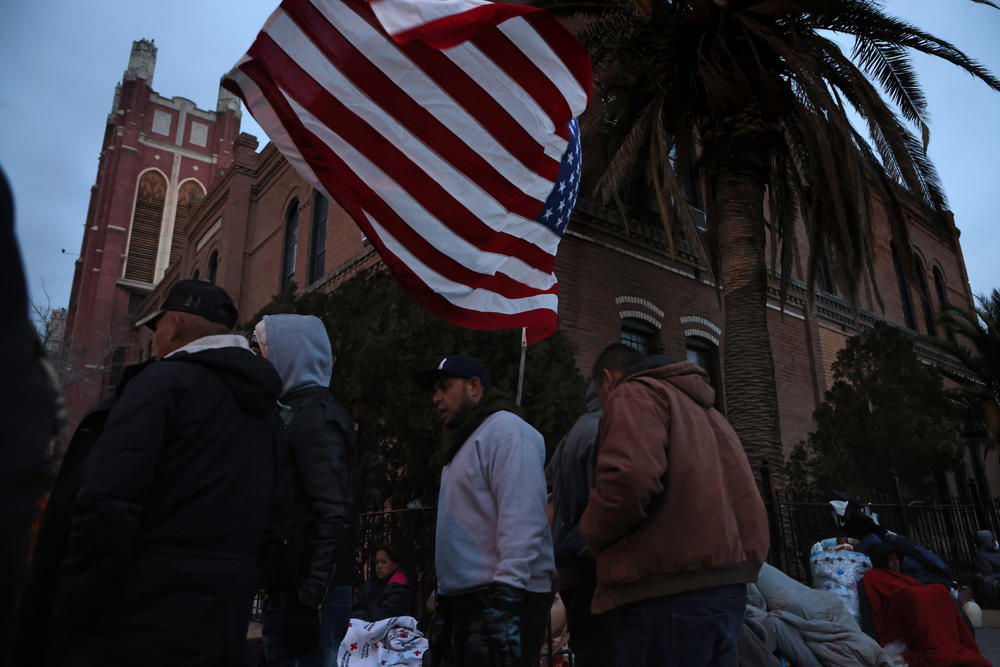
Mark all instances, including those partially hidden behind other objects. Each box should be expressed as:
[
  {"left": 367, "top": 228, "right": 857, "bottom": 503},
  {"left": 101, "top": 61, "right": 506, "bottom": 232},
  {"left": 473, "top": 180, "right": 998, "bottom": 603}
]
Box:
[
  {"left": 124, "top": 171, "right": 167, "bottom": 283},
  {"left": 890, "top": 242, "right": 916, "bottom": 330},
  {"left": 933, "top": 267, "right": 956, "bottom": 343},
  {"left": 281, "top": 199, "right": 299, "bottom": 292},
  {"left": 309, "top": 192, "right": 328, "bottom": 284},
  {"left": 686, "top": 336, "right": 723, "bottom": 410},
  {"left": 170, "top": 180, "right": 205, "bottom": 269},
  {"left": 208, "top": 250, "right": 219, "bottom": 285},
  {"left": 914, "top": 256, "right": 935, "bottom": 336},
  {"left": 620, "top": 317, "right": 660, "bottom": 356}
]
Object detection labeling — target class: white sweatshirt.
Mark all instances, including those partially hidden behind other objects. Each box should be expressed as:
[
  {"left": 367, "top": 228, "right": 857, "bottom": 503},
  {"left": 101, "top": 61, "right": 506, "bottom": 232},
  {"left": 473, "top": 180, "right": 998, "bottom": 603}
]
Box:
[{"left": 435, "top": 411, "right": 556, "bottom": 595}]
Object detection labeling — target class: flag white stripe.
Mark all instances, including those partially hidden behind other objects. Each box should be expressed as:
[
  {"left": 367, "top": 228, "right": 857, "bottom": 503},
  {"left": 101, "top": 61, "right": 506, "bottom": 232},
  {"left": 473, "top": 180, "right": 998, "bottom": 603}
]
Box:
[
  {"left": 441, "top": 41, "right": 566, "bottom": 163},
  {"left": 368, "top": 0, "right": 493, "bottom": 37},
  {"left": 498, "top": 18, "right": 589, "bottom": 117},
  {"left": 364, "top": 211, "right": 559, "bottom": 314},
  {"left": 284, "top": 88, "right": 561, "bottom": 285},
  {"left": 296, "top": 3, "right": 567, "bottom": 173}
]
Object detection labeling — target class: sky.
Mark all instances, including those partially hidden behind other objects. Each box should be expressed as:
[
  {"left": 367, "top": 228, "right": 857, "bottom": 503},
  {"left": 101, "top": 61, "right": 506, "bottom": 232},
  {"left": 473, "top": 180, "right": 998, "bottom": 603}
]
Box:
[{"left": 1, "top": 0, "right": 998, "bottom": 319}]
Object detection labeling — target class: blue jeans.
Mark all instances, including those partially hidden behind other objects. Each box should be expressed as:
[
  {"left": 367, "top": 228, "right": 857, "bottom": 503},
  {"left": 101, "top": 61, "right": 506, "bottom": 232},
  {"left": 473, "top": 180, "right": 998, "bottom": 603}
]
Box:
[
  {"left": 262, "top": 585, "right": 352, "bottom": 667},
  {"left": 613, "top": 584, "right": 746, "bottom": 667}
]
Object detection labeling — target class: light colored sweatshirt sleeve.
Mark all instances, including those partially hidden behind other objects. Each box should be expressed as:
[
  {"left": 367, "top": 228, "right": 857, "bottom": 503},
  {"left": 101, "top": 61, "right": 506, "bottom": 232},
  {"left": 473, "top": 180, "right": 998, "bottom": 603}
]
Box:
[{"left": 481, "top": 413, "right": 555, "bottom": 591}]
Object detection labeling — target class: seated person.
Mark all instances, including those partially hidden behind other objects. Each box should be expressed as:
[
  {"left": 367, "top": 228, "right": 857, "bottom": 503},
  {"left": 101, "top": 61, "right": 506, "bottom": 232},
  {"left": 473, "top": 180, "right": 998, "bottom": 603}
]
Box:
[
  {"left": 853, "top": 532, "right": 951, "bottom": 588},
  {"left": 974, "top": 529, "right": 1000, "bottom": 603},
  {"left": 353, "top": 544, "right": 415, "bottom": 621},
  {"left": 861, "top": 543, "right": 988, "bottom": 667},
  {"left": 976, "top": 530, "right": 1000, "bottom": 577}
]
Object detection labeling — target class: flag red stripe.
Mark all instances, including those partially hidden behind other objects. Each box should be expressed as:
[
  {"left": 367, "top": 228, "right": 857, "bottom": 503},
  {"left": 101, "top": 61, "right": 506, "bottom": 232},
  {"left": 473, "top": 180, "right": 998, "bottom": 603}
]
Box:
[
  {"left": 470, "top": 29, "right": 571, "bottom": 141},
  {"left": 247, "top": 35, "right": 557, "bottom": 273},
  {"left": 336, "top": 0, "right": 562, "bottom": 181},
  {"left": 376, "top": 2, "right": 539, "bottom": 49},
  {"left": 522, "top": 12, "right": 594, "bottom": 106},
  {"left": 239, "top": 58, "right": 558, "bottom": 298}
]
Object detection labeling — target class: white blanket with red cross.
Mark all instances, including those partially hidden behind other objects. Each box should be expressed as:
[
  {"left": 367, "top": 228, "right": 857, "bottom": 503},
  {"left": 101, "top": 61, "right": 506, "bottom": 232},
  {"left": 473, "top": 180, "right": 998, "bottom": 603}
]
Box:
[{"left": 337, "top": 616, "right": 428, "bottom": 666}]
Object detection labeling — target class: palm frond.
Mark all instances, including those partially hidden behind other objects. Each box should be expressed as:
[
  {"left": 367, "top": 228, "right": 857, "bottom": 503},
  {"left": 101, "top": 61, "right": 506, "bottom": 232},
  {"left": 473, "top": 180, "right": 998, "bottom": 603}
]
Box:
[{"left": 851, "top": 38, "right": 930, "bottom": 148}]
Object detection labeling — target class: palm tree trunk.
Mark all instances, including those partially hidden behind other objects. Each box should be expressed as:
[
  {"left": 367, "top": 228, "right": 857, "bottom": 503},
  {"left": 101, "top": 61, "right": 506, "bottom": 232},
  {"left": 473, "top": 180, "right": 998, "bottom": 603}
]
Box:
[{"left": 715, "top": 169, "right": 784, "bottom": 472}]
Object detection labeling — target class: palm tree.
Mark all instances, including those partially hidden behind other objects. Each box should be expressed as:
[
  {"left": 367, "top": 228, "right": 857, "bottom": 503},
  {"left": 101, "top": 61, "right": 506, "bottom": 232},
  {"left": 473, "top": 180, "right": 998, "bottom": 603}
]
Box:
[
  {"left": 941, "top": 289, "right": 1000, "bottom": 449},
  {"left": 545, "top": 0, "right": 1000, "bottom": 467}
]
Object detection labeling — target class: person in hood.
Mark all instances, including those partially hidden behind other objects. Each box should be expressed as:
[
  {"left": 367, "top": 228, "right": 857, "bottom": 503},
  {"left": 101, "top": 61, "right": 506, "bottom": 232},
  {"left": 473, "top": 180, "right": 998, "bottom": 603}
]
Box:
[
  {"left": 580, "top": 343, "right": 769, "bottom": 667},
  {"left": 47, "top": 280, "right": 286, "bottom": 666},
  {"left": 544, "top": 383, "right": 613, "bottom": 667},
  {"left": 415, "top": 354, "right": 555, "bottom": 667},
  {"left": 853, "top": 532, "right": 951, "bottom": 588},
  {"left": 976, "top": 529, "right": 1000, "bottom": 578},
  {"left": 253, "top": 314, "right": 357, "bottom": 666}
]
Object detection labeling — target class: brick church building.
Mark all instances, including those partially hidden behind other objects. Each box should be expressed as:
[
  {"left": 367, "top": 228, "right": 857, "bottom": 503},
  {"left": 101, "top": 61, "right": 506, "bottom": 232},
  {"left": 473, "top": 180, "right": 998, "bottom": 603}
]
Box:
[{"left": 61, "top": 40, "right": 992, "bottom": 494}]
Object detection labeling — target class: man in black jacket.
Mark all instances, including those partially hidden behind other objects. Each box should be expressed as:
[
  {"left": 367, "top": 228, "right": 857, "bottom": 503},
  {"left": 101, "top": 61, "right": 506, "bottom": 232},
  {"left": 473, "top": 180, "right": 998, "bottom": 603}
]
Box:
[
  {"left": 545, "top": 382, "right": 614, "bottom": 667},
  {"left": 49, "top": 280, "right": 285, "bottom": 666},
  {"left": 254, "top": 314, "right": 357, "bottom": 665}
]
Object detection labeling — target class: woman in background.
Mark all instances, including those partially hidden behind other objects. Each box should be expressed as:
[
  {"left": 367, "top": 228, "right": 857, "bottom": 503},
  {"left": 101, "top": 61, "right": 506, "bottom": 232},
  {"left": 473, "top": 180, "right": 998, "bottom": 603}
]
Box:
[{"left": 354, "top": 544, "right": 415, "bottom": 621}]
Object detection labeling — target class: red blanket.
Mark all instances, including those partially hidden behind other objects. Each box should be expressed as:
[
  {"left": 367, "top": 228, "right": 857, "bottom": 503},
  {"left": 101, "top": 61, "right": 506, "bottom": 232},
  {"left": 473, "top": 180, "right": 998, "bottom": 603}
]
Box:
[{"left": 864, "top": 569, "right": 988, "bottom": 667}]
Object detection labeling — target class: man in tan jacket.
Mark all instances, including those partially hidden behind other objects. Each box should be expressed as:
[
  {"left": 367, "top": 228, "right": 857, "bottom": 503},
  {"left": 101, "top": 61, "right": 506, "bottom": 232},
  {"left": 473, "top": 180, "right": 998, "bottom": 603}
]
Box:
[{"left": 580, "top": 343, "right": 768, "bottom": 666}]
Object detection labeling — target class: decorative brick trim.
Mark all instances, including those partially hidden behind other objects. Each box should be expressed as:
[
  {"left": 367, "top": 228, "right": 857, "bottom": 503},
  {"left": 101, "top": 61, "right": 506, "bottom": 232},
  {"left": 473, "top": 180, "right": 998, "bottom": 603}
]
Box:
[
  {"left": 679, "top": 315, "right": 721, "bottom": 335},
  {"left": 614, "top": 295, "right": 665, "bottom": 317},
  {"left": 619, "top": 309, "right": 662, "bottom": 329},
  {"left": 683, "top": 328, "right": 720, "bottom": 346}
]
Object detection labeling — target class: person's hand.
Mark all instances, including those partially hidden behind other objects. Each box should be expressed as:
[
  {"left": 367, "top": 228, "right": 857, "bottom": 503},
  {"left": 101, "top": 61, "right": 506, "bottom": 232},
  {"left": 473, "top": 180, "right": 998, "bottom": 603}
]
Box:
[
  {"left": 285, "top": 598, "right": 320, "bottom": 657},
  {"left": 480, "top": 584, "right": 523, "bottom": 667}
]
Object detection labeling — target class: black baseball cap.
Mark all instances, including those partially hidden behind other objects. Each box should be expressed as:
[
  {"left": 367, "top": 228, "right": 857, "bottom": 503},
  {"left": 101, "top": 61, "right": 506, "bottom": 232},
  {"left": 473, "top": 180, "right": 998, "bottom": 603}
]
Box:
[
  {"left": 414, "top": 354, "right": 491, "bottom": 389},
  {"left": 136, "top": 279, "right": 239, "bottom": 331}
]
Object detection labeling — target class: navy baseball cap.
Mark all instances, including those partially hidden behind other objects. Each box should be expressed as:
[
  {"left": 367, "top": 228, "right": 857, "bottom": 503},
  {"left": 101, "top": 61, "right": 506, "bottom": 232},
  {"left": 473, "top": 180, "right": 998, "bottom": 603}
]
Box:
[
  {"left": 136, "top": 279, "right": 239, "bottom": 331},
  {"left": 415, "top": 354, "right": 491, "bottom": 389}
]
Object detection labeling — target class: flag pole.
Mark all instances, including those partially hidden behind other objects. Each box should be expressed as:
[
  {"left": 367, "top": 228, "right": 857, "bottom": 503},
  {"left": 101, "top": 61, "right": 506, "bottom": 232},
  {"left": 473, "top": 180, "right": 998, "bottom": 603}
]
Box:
[{"left": 515, "top": 327, "right": 528, "bottom": 406}]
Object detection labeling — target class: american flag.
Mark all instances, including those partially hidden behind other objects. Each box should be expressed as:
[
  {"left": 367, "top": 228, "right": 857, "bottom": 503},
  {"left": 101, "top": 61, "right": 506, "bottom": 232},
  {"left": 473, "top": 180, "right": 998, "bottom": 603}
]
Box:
[{"left": 222, "top": 0, "right": 590, "bottom": 343}]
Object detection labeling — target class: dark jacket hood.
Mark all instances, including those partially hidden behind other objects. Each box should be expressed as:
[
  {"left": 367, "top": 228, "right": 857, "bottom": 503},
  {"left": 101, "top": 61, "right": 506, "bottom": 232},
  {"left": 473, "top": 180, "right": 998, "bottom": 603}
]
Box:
[
  {"left": 167, "top": 347, "right": 282, "bottom": 415},
  {"left": 620, "top": 356, "right": 714, "bottom": 407}
]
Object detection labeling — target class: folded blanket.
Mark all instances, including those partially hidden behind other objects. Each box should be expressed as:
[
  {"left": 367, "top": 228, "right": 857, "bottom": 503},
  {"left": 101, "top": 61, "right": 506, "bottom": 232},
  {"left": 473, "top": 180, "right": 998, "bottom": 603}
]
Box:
[
  {"left": 749, "top": 564, "right": 891, "bottom": 666},
  {"left": 337, "top": 616, "right": 428, "bottom": 666}
]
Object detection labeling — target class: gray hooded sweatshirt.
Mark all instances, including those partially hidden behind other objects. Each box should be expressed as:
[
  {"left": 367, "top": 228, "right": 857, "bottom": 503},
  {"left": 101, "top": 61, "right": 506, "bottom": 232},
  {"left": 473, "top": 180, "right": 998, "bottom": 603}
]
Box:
[{"left": 259, "top": 314, "right": 332, "bottom": 396}]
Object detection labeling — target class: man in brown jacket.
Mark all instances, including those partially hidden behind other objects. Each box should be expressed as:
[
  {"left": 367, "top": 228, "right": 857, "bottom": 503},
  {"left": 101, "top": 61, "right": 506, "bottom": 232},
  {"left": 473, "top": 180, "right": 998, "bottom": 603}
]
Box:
[{"left": 580, "top": 343, "right": 769, "bottom": 667}]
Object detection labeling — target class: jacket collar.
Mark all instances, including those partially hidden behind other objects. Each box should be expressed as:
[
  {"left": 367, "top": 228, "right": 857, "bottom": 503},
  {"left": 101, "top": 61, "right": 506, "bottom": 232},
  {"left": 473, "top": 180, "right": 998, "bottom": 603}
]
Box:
[{"left": 165, "top": 334, "right": 250, "bottom": 358}]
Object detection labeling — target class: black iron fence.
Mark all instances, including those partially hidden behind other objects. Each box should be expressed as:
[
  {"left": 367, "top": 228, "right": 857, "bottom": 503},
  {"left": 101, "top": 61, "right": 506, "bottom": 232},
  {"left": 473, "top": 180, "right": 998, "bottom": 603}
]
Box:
[
  {"left": 759, "top": 460, "right": 1000, "bottom": 585},
  {"left": 252, "top": 465, "right": 1000, "bottom": 628}
]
